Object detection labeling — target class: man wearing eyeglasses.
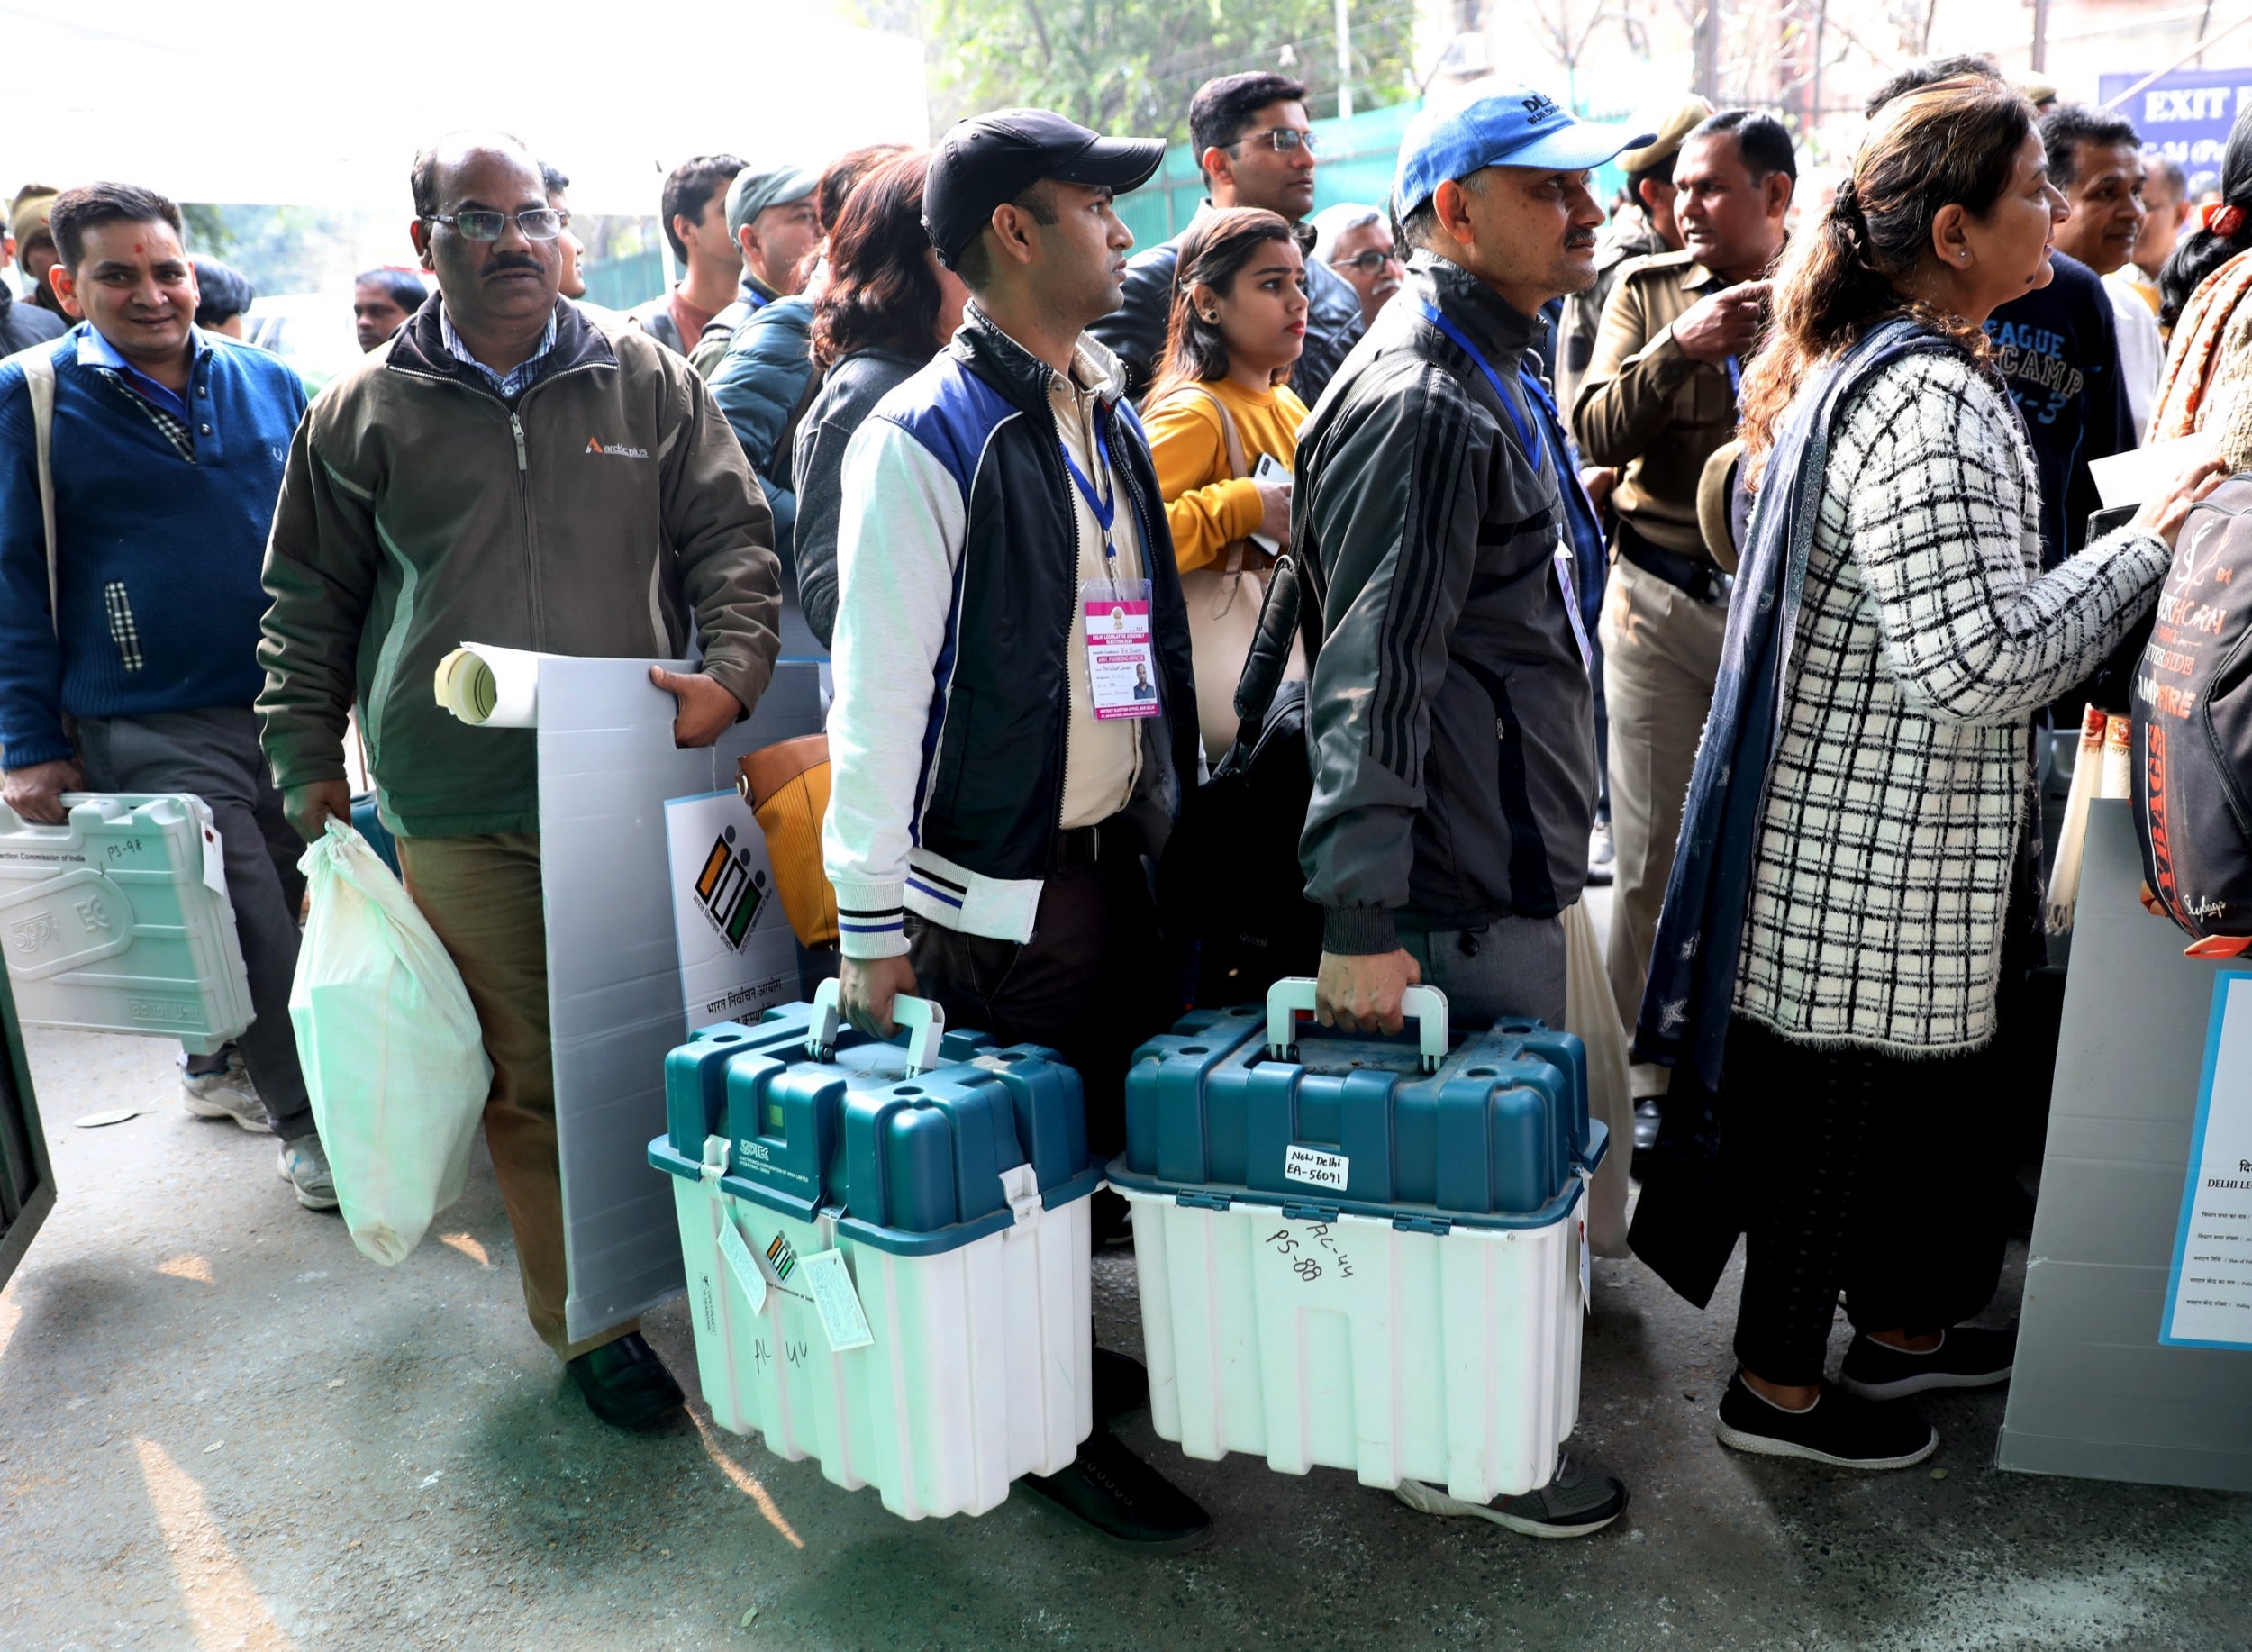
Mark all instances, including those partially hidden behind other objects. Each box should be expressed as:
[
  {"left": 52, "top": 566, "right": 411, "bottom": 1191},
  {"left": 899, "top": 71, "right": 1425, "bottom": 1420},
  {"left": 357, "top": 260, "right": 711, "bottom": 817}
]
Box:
[
  {"left": 258, "top": 130, "right": 782, "bottom": 1434},
  {"left": 1093, "top": 71, "right": 1365, "bottom": 404},
  {"left": 1309, "top": 203, "right": 1405, "bottom": 329}
]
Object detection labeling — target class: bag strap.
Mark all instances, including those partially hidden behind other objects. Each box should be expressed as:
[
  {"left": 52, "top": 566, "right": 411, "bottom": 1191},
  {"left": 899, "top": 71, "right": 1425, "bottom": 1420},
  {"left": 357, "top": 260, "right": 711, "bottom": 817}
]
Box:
[
  {"left": 19, "top": 347, "right": 58, "bottom": 631},
  {"left": 1152, "top": 383, "right": 1258, "bottom": 576},
  {"left": 1224, "top": 549, "right": 1326, "bottom": 756}
]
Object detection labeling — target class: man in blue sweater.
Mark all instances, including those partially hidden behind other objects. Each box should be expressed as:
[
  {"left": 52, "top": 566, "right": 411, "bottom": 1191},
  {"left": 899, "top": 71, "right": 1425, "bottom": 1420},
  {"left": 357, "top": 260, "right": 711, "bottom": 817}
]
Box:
[{"left": 0, "top": 183, "right": 331, "bottom": 1210}]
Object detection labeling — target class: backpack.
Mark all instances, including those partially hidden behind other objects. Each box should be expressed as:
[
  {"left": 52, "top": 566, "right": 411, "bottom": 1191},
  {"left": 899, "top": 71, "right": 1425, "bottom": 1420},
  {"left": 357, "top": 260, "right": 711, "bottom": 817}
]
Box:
[
  {"left": 1155, "top": 549, "right": 1327, "bottom": 1005},
  {"left": 2131, "top": 473, "right": 2252, "bottom": 958}
]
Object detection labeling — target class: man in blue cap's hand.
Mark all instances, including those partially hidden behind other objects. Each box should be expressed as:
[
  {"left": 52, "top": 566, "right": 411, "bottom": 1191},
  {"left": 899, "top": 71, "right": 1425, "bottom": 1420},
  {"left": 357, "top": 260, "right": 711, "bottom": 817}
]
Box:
[{"left": 1292, "top": 82, "right": 1651, "bottom": 1538}]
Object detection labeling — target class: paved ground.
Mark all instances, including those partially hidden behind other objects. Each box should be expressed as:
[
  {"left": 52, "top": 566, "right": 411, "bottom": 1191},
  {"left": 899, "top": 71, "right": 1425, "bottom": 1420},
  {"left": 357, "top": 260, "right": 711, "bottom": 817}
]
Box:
[{"left": 5, "top": 1004, "right": 2251, "bottom": 1650}]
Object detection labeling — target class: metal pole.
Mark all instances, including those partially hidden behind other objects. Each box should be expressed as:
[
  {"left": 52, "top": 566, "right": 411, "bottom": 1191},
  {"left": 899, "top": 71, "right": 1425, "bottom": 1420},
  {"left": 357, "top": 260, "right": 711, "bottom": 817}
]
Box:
[
  {"left": 1334, "top": 0, "right": 1355, "bottom": 123},
  {"left": 1697, "top": 0, "right": 1723, "bottom": 100},
  {"left": 2031, "top": 0, "right": 2049, "bottom": 72}
]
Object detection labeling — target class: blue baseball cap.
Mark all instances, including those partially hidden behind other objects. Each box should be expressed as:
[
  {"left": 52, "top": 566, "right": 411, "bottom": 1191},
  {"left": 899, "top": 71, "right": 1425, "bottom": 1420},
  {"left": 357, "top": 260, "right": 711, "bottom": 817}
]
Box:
[{"left": 1393, "top": 85, "right": 1657, "bottom": 221}]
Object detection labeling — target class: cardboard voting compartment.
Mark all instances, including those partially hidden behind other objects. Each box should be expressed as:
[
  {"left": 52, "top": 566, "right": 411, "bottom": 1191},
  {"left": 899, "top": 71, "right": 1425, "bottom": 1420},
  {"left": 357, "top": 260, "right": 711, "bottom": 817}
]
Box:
[{"left": 533, "top": 657, "right": 823, "bottom": 1344}]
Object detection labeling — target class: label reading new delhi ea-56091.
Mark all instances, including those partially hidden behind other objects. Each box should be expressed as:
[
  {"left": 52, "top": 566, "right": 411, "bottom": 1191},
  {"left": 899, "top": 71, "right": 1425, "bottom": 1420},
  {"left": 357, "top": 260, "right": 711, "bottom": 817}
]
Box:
[{"left": 1283, "top": 1144, "right": 1349, "bottom": 1192}]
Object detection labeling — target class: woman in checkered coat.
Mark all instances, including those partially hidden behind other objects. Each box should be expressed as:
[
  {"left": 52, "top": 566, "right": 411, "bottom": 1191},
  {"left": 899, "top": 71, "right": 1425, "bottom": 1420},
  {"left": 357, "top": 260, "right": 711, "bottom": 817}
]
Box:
[{"left": 1628, "top": 75, "right": 2227, "bottom": 1471}]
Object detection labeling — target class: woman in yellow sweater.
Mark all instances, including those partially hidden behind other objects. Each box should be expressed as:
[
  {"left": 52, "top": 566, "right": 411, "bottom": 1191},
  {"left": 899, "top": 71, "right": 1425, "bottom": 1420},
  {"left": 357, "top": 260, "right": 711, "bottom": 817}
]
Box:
[{"left": 1143, "top": 207, "right": 1312, "bottom": 757}]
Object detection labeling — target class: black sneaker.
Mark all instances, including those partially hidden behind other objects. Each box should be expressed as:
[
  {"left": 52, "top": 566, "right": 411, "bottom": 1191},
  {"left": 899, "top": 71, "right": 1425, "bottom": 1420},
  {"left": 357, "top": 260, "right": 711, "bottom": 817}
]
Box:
[
  {"left": 1094, "top": 1346, "right": 1149, "bottom": 1419},
  {"left": 1630, "top": 1096, "right": 1662, "bottom": 1174},
  {"left": 1838, "top": 1326, "right": 2016, "bottom": 1401},
  {"left": 1019, "top": 1426, "right": 1212, "bottom": 1553},
  {"left": 1715, "top": 1372, "right": 1935, "bottom": 1470},
  {"left": 1091, "top": 1187, "right": 1135, "bottom": 1248},
  {"left": 1393, "top": 1453, "right": 1628, "bottom": 1539},
  {"left": 566, "top": 1331, "right": 686, "bottom": 1432}
]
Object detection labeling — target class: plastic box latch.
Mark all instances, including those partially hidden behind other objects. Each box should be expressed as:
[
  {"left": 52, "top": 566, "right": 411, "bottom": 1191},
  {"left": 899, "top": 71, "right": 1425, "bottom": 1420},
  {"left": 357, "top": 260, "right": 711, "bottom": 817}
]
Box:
[
  {"left": 1393, "top": 1213, "right": 1453, "bottom": 1236},
  {"left": 1176, "top": 1191, "right": 1232, "bottom": 1211}
]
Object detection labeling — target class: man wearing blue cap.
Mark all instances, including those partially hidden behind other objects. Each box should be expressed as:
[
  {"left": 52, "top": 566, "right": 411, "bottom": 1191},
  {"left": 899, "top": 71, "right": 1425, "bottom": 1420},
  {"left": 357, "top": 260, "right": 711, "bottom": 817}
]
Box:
[{"left": 1294, "top": 84, "right": 1648, "bottom": 1539}]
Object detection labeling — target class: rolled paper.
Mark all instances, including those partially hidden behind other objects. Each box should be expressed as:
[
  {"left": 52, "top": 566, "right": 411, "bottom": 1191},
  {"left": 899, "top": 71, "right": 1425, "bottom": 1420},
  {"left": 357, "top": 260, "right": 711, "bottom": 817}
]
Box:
[{"left": 433, "top": 642, "right": 556, "bottom": 728}]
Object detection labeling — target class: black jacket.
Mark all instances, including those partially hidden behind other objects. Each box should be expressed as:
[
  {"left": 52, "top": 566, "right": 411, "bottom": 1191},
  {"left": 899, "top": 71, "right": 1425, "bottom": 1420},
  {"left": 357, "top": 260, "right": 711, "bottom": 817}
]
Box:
[
  {"left": 1294, "top": 255, "right": 1596, "bottom": 952},
  {"left": 0, "top": 286, "right": 67, "bottom": 358},
  {"left": 1091, "top": 209, "right": 1366, "bottom": 405},
  {"left": 790, "top": 344, "right": 929, "bottom": 648}
]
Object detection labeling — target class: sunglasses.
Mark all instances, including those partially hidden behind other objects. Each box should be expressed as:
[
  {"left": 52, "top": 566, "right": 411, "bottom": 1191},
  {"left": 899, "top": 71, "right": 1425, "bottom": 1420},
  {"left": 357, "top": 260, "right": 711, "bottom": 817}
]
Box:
[
  {"left": 423, "top": 207, "right": 569, "bottom": 242},
  {"left": 1231, "top": 127, "right": 1321, "bottom": 158},
  {"left": 1331, "top": 249, "right": 1403, "bottom": 276}
]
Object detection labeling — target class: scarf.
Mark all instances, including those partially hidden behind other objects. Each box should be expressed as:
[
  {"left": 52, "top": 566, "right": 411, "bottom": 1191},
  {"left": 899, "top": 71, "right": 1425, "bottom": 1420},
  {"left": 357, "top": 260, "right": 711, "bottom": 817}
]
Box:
[
  {"left": 2149, "top": 249, "right": 2252, "bottom": 442},
  {"left": 1632, "top": 317, "right": 1952, "bottom": 1091}
]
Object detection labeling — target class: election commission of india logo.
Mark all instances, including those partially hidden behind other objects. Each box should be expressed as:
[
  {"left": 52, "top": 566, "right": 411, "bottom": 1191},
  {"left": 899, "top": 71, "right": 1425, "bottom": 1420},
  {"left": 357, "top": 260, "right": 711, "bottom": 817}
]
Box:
[
  {"left": 586, "top": 436, "right": 650, "bottom": 458},
  {"left": 692, "top": 824, "right": 769, "bottom": 951}
]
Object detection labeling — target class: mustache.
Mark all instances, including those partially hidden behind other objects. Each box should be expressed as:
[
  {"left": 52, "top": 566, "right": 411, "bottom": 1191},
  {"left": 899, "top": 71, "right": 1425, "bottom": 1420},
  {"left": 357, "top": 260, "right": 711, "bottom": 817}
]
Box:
[
  {"left": 483, "top": 255, "right": 543, "bottom": 277},
  {"left": 1565, "top": 231, "right": 1597, "bottom": 251}
]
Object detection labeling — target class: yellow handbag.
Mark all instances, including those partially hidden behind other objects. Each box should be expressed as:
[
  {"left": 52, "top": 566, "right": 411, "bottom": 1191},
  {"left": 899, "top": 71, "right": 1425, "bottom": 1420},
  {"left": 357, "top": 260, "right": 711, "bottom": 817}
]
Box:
[{"left": 736, "top": 735, "right": 839, "bottom": 949}]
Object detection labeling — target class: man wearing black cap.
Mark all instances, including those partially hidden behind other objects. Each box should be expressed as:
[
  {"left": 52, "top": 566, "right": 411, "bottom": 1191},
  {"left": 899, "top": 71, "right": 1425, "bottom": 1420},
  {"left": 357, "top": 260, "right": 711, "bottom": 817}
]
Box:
[
  {"left": 1295, "top": 84, "right": 1648, "bottom": 1539},
  {"left": 821, "top": 108, "right": 1208, "bottom": 1553}
]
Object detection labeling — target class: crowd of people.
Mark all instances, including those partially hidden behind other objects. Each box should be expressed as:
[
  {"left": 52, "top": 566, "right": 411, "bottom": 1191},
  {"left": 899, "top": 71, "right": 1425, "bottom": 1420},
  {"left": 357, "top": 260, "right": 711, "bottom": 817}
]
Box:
[{"left": 0, "top": 49, "right": 2246, "bottom": 1557}]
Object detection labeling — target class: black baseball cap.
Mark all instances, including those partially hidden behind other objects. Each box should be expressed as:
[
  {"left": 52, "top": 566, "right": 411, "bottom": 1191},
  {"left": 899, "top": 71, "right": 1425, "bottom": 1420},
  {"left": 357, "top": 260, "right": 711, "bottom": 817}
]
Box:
[{"left": 924, "top": 108, "right": 1164, "bottom": 266}]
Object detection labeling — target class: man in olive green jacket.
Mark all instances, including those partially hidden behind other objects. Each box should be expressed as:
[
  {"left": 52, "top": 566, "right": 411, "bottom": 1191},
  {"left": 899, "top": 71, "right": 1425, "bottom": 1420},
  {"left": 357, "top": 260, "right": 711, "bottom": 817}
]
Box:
[{"left": 258, "top": 132, "right": 780, "bottom": 1432}]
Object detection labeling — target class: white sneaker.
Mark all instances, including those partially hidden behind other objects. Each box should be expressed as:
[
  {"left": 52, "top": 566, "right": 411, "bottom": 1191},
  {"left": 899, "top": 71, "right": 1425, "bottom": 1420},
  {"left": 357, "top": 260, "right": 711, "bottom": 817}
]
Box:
[
  {"left": 180, "top": 1054, "right": 272, "bottom": 1133},
  {"left": 277, "top": 1135, "right": 339, "bottom": 1211}
]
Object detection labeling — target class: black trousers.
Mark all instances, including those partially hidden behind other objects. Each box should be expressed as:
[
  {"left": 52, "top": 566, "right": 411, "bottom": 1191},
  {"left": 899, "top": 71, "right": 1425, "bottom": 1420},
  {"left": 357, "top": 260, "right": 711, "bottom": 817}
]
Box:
[
  {"left": 1725, "top": 1014, "right": 2010, "bottom": 1386},
  {"left": 904, "top": 851, "right": 1174, "bottom": 1159}
]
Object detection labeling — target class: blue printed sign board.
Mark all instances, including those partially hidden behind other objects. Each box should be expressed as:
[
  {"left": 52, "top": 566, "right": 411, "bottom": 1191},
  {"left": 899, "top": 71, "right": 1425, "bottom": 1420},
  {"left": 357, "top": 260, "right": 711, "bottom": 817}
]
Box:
[
  {"left": 2159, "top": 969, "right": 2252, "bottom": 1349},
  {"left": 2101, "top": 67, "right": 2252, "bottom": 198}
]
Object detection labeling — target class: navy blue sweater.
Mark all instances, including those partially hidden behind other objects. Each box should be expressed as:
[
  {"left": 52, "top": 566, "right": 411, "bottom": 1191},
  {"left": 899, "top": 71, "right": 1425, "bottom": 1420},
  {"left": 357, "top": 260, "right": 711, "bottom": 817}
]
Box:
[{"left": 0, "top": 326, "right": 306, "bottom": 768}]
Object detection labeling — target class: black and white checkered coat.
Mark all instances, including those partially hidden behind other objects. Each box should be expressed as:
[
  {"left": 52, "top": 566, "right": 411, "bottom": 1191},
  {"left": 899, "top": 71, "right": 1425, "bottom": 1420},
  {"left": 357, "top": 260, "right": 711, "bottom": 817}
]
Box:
[{"left": 1733, "top": 348, "right": 2169, "bottom": 1055}]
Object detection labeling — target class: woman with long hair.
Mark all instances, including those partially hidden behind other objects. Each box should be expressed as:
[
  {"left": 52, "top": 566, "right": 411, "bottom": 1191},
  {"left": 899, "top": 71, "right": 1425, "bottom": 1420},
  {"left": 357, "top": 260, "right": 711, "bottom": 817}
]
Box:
[
  {"left": 2148, "top": 101, "right": 2252, "bottom": 456},
  {"left": 1141, "top": 206, "right": 1311, "bottom": 756},
  {"left": 1630, "top": 76, "right": 2223, "bottom": 1471},
  {"left": 790, "top": 150, "right": 968, "bottom": 649}
]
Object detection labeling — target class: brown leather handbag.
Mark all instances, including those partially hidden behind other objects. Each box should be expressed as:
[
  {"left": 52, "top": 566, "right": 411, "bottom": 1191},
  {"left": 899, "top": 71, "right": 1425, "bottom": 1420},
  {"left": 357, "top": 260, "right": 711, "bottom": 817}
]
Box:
[{"left": 736, "top": 734, "right": 839, "bottom": 949}]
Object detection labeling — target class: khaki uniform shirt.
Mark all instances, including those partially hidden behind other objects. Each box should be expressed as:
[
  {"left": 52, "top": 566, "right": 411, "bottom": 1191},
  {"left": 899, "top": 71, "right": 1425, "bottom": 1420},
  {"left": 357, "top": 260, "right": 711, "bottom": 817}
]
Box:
[
  {"left": 1050, "top": 338, "right": 1145, "bottom": 830},
  {"left": 1571, "top": 250, "right": 1739, "bottom": 558},
  {"left": 1557, "top": 219, "right": 1667, "bottom": 419}
]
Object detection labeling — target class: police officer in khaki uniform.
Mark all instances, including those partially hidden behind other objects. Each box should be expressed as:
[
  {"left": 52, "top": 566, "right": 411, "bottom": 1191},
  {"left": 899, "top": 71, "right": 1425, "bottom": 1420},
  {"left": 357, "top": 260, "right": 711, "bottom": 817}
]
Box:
[
  {"left": 1572, "top": 109, "right": 1793, "bottom": 1139},
  {"left": 1554, "top": 96, "right": 1710, "bottom": 417}
]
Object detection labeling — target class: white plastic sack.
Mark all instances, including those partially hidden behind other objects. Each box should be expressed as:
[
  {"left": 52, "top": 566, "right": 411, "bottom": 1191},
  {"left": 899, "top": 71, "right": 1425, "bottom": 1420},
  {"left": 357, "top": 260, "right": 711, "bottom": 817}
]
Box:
[
  {"left": 1562, "top": 900, "right": 1633, "bottom": 1258},
  {"left": 290, "top": 820, "right": 491, "bottom": 1265}
]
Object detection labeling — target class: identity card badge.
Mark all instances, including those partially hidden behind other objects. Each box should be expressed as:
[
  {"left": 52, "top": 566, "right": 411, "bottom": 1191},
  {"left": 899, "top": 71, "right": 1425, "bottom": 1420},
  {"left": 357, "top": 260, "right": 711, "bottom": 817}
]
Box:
[{"left": 1083, "top": 577, "right": 1161, "bottom": 720}]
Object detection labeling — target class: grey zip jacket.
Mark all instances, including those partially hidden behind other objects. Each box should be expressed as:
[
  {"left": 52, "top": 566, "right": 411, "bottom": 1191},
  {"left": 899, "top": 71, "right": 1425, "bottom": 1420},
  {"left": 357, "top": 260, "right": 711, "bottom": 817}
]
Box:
[{"left": 1295, "top": 253, "right": 1596, "bottom": 953}]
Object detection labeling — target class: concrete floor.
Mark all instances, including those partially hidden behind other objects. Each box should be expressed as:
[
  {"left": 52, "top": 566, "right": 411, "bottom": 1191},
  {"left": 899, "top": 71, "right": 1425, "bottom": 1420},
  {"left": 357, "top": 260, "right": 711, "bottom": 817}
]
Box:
[{"left": 5, "top": 1003, "right": 2252, "bottom": 1650}]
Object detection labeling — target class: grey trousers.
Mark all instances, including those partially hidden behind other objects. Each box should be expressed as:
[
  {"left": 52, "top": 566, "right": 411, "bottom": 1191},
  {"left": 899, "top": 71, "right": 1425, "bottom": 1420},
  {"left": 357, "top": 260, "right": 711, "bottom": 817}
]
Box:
[
  {"left": 77, "top": 707, "right": 313, "bottom": 1139},
  {"left": 1400, "top": 914, "right": 1567, "bottom": 1031}
]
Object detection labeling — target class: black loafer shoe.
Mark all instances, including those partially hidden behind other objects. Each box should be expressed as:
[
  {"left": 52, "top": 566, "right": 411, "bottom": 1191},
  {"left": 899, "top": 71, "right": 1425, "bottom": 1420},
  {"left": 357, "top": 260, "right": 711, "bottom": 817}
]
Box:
[
  {"left": 1094, "top": 1346, "right": 1149, "bottom": 1419},
  {"left": 567, "top": 1330, "right": 686, "bottom": 1432},
  {"left": 1020, "top": 1426, "right": 1212, "bottom": 1553},
  {"left": 1838, "top": 1326, "right": 2016, "bottom": 1401}
]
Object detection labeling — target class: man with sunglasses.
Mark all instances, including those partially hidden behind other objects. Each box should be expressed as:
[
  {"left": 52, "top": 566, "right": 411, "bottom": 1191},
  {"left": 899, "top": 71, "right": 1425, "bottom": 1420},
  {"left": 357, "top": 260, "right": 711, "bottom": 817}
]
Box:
[
  {"left": 1093, "top": 71, "right": 1365, "bottom": 404},
  {"left": 259, "top": 130, "right": 782, "bottom": 1433}
]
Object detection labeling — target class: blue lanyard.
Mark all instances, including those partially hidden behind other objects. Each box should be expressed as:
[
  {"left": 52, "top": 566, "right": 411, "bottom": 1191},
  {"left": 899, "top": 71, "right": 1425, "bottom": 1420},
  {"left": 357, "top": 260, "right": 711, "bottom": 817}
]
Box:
[
  {"left": 1419, "top": 301, "right": 1595, "bottom": 670},
  {"left": 1420, "top": 303, "right": 1545, "bottom": 472},
  {"left": 1058, "top": 404, "right": 1121, "bottom": 566},
  {"left": 1724, "top": 353, "right": 1742, "bottom": 400}
]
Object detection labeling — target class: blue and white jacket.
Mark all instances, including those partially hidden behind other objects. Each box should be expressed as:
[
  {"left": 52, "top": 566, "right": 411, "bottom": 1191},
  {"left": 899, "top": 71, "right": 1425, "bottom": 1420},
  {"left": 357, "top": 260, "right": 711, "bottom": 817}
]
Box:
[{"left": 821, "top": 308, "right": 1199, "bottom": 958}]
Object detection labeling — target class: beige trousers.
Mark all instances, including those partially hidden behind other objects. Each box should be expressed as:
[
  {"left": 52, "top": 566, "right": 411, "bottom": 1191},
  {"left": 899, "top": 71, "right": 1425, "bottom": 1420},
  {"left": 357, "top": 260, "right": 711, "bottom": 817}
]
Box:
[
  {"left": 1599, "top": 555, "right": 1730, "bottom": 1094},
  {"left": 396, "top": 832, "right": 635, "bottom": 1362}
]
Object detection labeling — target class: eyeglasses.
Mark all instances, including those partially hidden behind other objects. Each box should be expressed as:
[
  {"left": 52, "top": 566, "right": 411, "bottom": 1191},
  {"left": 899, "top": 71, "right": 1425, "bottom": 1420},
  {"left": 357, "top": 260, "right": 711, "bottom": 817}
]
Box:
[
  {"left": 1330, "top": 249, "right": 1403, "bottom": 276},
  {"left": 423, "top": 208, "right": 569, "bottom": 241},
  {"left": 1231, "top": 127, "right": 1320, "bottom": 157}
]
